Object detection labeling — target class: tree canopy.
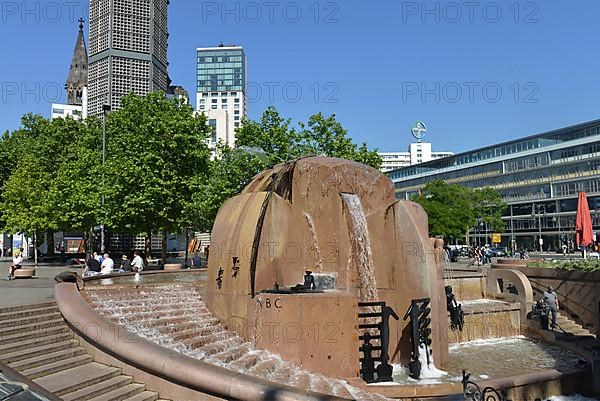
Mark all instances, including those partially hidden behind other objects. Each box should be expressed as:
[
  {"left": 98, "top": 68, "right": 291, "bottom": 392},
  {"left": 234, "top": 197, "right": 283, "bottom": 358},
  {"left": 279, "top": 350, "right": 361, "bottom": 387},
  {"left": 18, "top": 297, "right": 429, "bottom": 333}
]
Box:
[
  {"left": 236, "top": 106, "right": 382, "bottom": 169},
  {"left": 412, "top": 180, "right": 507, "bottom": 241},
  {"left": 190, "top": 107, "right": 383, "bottom": 230},
  {"left": 0, "top": 99, "right": 382, "bottom": 258}
]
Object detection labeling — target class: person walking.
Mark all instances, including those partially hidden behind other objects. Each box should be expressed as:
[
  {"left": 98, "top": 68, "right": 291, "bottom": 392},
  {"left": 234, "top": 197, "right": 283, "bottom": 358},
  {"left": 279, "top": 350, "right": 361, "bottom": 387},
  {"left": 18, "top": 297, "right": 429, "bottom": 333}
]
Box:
[{"left": 543, "top": 286, "right": 559, "bottom": 329}]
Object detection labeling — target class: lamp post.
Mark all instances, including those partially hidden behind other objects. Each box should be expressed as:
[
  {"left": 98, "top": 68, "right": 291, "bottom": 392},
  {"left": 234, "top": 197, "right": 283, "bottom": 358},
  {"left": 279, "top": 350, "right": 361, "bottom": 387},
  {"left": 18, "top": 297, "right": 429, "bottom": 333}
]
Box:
[
  {"left": 101, "top": 104, "right": 111, "bottom": 253},
  {"left": 184, "top": 225, "right": 193, "bottom": 268},
  {"left": 532, "top": 204, "right": 546, "bottom": 253}
]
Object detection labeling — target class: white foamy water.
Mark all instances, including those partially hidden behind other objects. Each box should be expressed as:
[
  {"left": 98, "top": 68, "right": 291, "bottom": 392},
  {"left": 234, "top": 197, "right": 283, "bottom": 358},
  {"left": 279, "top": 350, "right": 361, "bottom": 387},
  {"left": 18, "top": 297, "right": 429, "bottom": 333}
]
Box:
[
  {"left": 86, "top": 285, "right": 390, "bottom": 401},
  {"left": 303, "top": 212, "right": 323, "bottom": 272},
  {"left": 548, "top": 396, "right": 599, "bottom": 401},
  {"left": 390, "top": 344, "right": 448, "bottom": 385},
  {"left": 341, "top": 193, "right": 378, "bottom": 302}
]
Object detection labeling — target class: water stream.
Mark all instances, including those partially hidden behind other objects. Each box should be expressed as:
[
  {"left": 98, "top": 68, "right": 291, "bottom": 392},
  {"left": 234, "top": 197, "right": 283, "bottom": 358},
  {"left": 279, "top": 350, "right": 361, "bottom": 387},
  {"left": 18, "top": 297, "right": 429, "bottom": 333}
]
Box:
[{"left": 341, "top": 193, "right": 378, "bottom": 302}]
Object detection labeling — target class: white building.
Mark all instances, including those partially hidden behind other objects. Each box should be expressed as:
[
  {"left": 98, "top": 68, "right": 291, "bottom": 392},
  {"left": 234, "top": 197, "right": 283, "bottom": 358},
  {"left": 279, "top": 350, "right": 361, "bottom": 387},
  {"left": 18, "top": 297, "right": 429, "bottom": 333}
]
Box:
[
  {"left": 51, "top": 103, "right": 84, "bottom": 120},
  {"left": 379, "top": 143, "right": 453, "bottom": 172},
  {"left": 196, "top": 45, "right": 247, "bottom": 147}
]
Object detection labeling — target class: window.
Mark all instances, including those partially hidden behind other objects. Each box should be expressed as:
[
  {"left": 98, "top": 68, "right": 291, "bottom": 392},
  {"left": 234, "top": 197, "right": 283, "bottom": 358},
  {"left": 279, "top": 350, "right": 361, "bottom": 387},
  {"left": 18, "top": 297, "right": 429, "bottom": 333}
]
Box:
[
  {"left": 234, "top": 110, "right": 240, "bottom": 115},
  {"left": 221, "top": 104, "right": 227, "bottom": 109},
  {"left": 234, "top": 98, "right": 240, "bottom": 103},
  {"left": 234, "top": 116, "right": 240, "bottom": 121},
  {"left": 235, "top": 122, "right": 240, "bottom": 128},
  {"left": 234, "top": 104, "right": 240, "bottom": 110},
  {"left": 199, "top": 105, "right": 205, "bottom": 111},
  {"left": 211, "top": 105, "right": 218, "bottom": 110},
  {"left": 222, "top": 98, "right": 228, "bottom": 103}
]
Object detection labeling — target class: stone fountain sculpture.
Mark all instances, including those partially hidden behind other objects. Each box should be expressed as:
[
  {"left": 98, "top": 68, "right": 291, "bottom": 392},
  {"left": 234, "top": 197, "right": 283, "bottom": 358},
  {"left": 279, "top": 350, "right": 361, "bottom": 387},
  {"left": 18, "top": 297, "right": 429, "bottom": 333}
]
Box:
[{"left": 206, "top": 157, "right": 448, "bottom": 380}]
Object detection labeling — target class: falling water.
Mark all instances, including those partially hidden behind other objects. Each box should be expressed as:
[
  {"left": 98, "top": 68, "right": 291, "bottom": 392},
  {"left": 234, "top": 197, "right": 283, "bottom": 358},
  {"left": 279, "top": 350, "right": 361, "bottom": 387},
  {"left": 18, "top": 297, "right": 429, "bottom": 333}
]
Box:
[
  {"left": 341, "top": 193, "right": 378, "bottom": 302},
  {"left": 85, "top": 284, "right": 390, "bottom": 401},
  {"left": 303, "top": 212, "right": 323, "bottom": 272}
]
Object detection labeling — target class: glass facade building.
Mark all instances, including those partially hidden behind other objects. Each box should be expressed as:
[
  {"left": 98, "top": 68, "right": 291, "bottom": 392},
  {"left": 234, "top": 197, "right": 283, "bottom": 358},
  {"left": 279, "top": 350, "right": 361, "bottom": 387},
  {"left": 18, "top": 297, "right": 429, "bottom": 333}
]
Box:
[
  {"left": 388, "top": 119, "right": 600, "bottom": 251},
  {"left": 196, "top": 48, "right": 246, "bottom": 93},
  {"left": 196, "top": 46, "right": 248, "bottom": 147}
]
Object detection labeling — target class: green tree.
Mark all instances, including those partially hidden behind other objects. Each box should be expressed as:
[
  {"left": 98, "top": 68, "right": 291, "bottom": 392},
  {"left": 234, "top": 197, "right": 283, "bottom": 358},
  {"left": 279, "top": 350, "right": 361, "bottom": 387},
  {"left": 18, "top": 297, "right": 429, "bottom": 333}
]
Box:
[
  {"left": 184, "top": 144, "right": 265, "bottom": 232},
  {"left": 413, "top": 180, "right": 507, "bottom": 242},
  {"left": 236, "top": 107, "right": 382, "bottom": 169},
  {"left": 0, "top": 114, "right": 81, "bottom": 258},
  {"left": 412, "top": 180, "right": 475, "bottom": 240},
  {"left": 102, "top": 93, "right": 212, "bottom": 261},
  {"left": 47, "top": 117, "right": 103, "bottom": 247},
  {"left": 472, "top": 187, "right": 507, "bottom": 232}
]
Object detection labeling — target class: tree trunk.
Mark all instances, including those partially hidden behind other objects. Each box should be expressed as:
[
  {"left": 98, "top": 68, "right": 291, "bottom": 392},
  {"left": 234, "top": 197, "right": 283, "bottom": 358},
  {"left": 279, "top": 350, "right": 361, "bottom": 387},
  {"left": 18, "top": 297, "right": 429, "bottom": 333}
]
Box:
[
  {"left": 161, "top": 228, "right": 167, "bottom": 264},
  {"left": 33, "top": 231, "right": 38, "bottom": 268},
  {"left": 46, "top": 230, "right": 55, "bottom": 255},
  {"left": 145, "top": 231, "right": 152, "bottom": 259}
]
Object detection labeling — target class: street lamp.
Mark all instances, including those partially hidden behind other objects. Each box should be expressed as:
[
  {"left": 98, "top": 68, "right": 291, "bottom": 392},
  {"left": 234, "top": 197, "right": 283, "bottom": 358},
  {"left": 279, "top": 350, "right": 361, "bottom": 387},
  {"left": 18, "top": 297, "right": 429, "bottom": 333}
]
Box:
[
  {"left": 184, "top": 224, "right": 193, "bottom": 268},
  {"left": 101, "top": 104, "right": 111, "bottom": 253},
  {"left": 532, "top": 204, "right": 546, "bottom": 253}
]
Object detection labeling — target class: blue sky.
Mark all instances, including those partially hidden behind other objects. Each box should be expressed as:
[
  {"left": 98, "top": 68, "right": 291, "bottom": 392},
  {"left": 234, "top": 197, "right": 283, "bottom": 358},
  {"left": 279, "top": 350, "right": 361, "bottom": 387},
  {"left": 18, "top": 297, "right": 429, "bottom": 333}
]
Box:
[{"left": 0, "top": 0, "right": 599, "bottom": 153}]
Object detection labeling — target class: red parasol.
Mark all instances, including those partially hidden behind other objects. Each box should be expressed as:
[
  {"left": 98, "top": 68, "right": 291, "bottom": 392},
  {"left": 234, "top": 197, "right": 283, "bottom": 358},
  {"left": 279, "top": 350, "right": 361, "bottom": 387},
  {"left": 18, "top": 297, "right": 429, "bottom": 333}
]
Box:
[{"left": 575, "top": 191, "right": 594, "bottom": 247}]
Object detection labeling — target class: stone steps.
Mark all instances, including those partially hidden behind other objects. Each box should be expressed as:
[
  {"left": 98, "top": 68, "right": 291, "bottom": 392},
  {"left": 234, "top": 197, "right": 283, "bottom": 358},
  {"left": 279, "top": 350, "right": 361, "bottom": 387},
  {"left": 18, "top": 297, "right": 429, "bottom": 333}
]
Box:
[
  {"left": 35, "top": 362, "right": 122, "bottom": 396},
  {"left": 0, "top": 305, "right": 59, "bottom": 320},
  {"left": 0, "top": 311, "right": 63, "bottom": 329},
  {"left": 556, "top": 312, "right": 593, "bottom": 337},
  {"left": 61, "top": 375, "right": 134, "bottom": 401},
  {"left": 0, "top": 302, "right": 168, "bottom": 401},
  {"left": 21, "top": 354, "right": 95, "bottom": 379},
  {"left": 0, "top": 332, "right": 73, "bottom": 354},
  {"left": 0, "top": 339, "right": 79, "bottom": 363},
  {"left": 86, "top": 383, "right": 147, "bottom": 401}
]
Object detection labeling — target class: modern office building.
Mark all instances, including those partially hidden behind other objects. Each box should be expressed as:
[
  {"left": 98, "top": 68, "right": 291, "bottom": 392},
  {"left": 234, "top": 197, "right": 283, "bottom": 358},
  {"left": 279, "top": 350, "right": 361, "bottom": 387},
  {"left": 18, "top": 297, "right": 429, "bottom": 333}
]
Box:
[
  {"left": 379, "top": 144, "right": 454, "bottom": 172},
  {"left": 196, "top": 45, "right": 247, "bottom": 147},
  {"left": 87, "top": 0, "right": 170, "bottom": 116},
  {"left": 51, "top": 19, "right": 88, "bottom": 120},
  {"left": 388, "top": 119, "right": 600, "bottom": 251}
]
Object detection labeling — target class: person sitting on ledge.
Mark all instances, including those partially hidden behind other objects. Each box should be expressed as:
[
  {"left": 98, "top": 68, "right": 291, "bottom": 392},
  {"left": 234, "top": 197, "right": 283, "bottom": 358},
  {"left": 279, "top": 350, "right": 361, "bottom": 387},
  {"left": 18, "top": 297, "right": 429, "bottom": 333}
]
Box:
[{"left": 6, "top": 251, "right": 23, "bottom": 280}]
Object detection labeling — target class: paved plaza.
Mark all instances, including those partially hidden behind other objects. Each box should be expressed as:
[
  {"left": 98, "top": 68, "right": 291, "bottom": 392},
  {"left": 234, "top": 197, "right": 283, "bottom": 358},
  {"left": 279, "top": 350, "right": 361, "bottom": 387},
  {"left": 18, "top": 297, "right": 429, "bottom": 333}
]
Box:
[{"left": 0, "top": 258, "right": 80, "bottom": 308}]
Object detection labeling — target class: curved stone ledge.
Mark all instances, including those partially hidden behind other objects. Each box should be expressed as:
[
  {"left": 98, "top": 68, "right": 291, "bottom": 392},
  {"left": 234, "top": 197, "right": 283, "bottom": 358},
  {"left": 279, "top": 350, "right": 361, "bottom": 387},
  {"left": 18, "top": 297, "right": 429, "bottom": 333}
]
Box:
[{"left": 54, "top": 282, "right": 349, "bottom": 401}]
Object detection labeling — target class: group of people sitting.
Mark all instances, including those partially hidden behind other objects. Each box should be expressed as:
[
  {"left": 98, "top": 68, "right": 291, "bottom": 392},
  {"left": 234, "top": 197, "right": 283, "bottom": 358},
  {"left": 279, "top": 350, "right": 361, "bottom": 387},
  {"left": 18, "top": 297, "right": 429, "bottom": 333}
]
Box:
[{"left": 83, "top": 251, "right": 145, "bottom": 277}]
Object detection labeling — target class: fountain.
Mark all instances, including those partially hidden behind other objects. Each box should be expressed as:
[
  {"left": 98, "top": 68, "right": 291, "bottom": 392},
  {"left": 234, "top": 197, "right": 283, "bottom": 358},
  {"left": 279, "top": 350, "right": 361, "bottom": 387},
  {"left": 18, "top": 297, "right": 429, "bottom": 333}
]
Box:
[
  {"left": 205, "top": 157, "right": 448, "bottom": 380},
  {"left": 52, "top": 157, "right": 598, "bottom": 400}
]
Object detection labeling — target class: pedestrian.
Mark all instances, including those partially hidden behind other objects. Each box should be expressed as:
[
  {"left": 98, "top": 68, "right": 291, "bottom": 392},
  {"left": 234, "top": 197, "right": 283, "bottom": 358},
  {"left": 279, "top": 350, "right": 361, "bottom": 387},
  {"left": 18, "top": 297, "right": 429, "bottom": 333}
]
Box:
[
  {"left": 543, "top": 286, "right": 559, "bottom": 329},
  {"left": 562, "top": 243, "right": 567, "bottom": 256},
  {"left": 83, "top": 253, "right": 101, "bottom": 277},
  {"left": 131, "top": 251, "right": 144, "bottom": 272},
  {"left": 100, "top": 253, "right": 114, "bottom": 275},
  {"left": 6, "top": 250, "right": 23, "bottom": 280},
  {"left": 120, "top": 254, "right": 132, "bottom": 272},
  {"left": 191, "top": 252, "right": 202, "bottom": 268}
]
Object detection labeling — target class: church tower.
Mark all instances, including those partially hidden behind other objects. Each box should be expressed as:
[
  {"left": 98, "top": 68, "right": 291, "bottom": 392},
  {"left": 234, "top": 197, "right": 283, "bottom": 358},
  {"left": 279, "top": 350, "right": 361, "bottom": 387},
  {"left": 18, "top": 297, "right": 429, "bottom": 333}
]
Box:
[{"left": 66, "top": 18, "right": 88, "bottom": 106}]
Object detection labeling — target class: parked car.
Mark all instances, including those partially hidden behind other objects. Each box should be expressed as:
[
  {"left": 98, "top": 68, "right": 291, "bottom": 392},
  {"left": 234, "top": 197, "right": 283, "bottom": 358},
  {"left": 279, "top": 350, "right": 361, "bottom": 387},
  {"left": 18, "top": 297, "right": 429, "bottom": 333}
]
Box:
[{"left": 489, "top": 247, "right": 506, "bottom": 257}]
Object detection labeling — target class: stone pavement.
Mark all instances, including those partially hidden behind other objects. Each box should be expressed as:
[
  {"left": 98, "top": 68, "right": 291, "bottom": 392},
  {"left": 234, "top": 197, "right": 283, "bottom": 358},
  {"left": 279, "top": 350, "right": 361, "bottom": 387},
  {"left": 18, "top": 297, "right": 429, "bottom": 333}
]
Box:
[{"left": 0, "top": 258, "right": 81, "bottom": 308}]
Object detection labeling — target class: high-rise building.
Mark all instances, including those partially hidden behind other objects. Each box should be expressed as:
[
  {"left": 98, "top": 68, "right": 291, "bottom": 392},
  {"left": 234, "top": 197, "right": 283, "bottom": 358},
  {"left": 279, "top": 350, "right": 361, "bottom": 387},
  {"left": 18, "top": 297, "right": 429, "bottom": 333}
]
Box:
[
  {"left": 388, "top": 119, "right": 600, "bottom": 251},
  {"left": 378, "top": 122, "right": 453, "bottom": 172},
  {"left": 196, "top": 45, "right": 247, "bottom": 147},
  {"left": 51, "top": 18, "right": 88, "bottom": 120},
  {"left": 87, "top": 0, "right": 169, "bottom": 116}
]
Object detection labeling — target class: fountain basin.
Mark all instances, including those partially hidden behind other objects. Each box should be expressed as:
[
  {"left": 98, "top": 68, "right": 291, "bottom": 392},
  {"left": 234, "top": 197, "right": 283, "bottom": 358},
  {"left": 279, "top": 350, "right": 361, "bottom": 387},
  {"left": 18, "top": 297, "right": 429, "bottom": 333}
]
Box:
[
  {"left": 56, "top": 273, "right": 352, "bottom": 401},
  {"left": 54, "top": 271, "right": 593, "bottom": 401}
]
